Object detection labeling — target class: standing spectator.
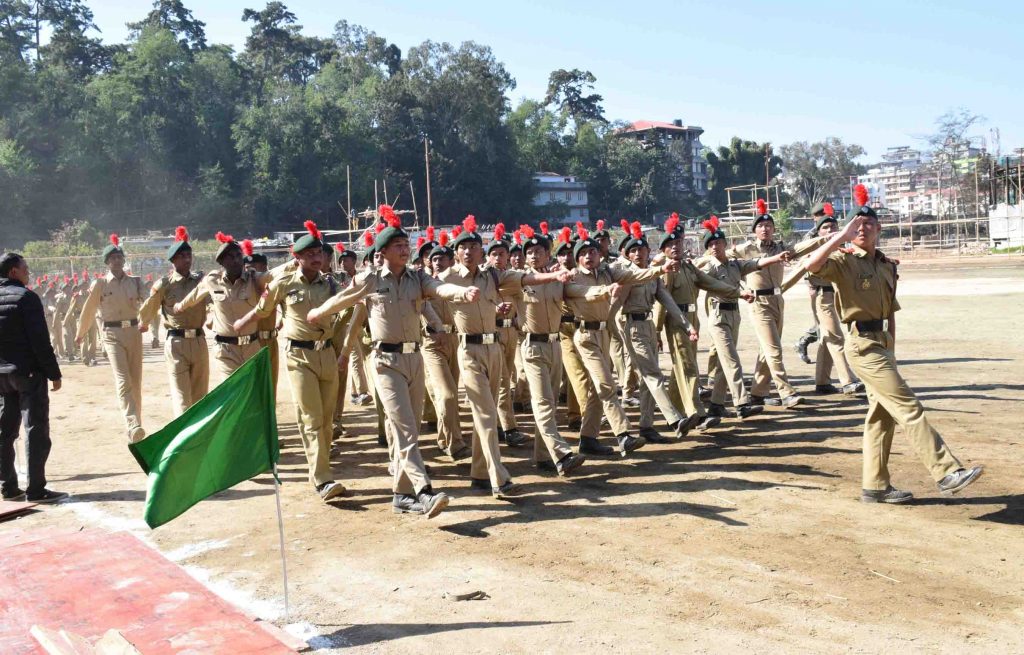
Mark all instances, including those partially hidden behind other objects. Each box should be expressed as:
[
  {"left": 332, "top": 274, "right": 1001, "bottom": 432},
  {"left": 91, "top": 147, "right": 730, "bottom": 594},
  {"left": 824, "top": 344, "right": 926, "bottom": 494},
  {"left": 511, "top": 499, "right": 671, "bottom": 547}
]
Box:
[{"left": 0, "top": 253, "right": 67, "bottom": 504}]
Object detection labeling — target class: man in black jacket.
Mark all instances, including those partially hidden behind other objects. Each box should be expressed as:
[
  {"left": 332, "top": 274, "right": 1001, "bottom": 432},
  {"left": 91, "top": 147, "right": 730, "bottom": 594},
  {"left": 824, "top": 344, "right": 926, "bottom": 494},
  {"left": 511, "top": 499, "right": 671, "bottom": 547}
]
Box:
[{"left": 0, "top": 253, "right": 67, "bottom": 503}]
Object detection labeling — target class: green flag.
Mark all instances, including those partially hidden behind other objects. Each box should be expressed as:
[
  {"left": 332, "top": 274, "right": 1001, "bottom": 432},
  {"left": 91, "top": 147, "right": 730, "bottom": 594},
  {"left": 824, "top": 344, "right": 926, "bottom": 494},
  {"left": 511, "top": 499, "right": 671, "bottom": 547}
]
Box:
[{"left": 129, "top": 348, "right": 279, "bottom": 528}]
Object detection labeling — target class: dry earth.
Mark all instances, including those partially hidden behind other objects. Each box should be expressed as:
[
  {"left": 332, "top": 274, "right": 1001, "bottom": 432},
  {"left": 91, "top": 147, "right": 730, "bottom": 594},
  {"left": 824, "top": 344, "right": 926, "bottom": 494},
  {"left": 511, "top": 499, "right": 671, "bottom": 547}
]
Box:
[{"left": 5, "top": 257, "right": 1024, "bottom": 654}]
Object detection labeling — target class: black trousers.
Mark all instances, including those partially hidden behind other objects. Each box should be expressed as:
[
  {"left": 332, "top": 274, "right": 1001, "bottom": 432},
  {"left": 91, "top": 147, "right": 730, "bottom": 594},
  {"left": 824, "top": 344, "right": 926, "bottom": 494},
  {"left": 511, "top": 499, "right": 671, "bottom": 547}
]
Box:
[{"left": 0, "top": 372, "right": 52, "bottom": 497}]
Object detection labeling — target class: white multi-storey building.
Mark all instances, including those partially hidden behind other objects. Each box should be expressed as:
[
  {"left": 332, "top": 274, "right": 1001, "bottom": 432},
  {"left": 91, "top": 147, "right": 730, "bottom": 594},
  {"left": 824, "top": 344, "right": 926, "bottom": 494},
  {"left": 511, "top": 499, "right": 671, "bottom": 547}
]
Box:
[{"left": 532, "top": 172, "right": 589, "bottom": 225}]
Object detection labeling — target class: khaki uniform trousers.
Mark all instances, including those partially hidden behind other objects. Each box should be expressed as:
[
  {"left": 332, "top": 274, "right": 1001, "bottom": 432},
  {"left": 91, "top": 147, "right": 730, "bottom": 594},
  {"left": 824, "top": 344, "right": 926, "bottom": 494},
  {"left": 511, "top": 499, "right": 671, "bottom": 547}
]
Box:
[
  {"left": 813, "top": 292, "right": 855, "bottom": 387},
  {"left": 165, "top": 335, "right": 210, "bottom": 416},
  {"left": 496, "top": 325, "right": 520, "bottom": 432},
  {"left": 621, "top": 316, "right": 684, "bottom": 428},
  {"left": 705, "top": 345, "right": 719, "bottom": 390},
  {"left": 609, "top": 315, "right": 639, "bottom": 397},
  {"left": 457, "top": 342, "right": 511, "bottom": 487},
  {"left": 50, "top": 312, "right": 66, "bottom": 359},
  {"left": 520, "top": 337, "right": 574, "bottom": 465},
  {"left": 371, "top": 350, "right": 432, "bottom": 495},
  {"left": 79, "top": 325, "right": 98, "bottom": 364},
  {"left": 258, "top": 336, "right": 280, "bottom": 395},
  {"left": 560, "top": 321, "right": 597, "bottom": 434},
  {"left": 707, "top": 308, "right": 751, "bottom": 408},
  {"left": 513, "top": 340, "right": 529, "bottom": 403},
  {"left": 666, "top": 322, "right": 703, "bottom": 418},
  {"left": 422, "top": 333, "right": 465, "bottom": 453},
  {"left": 101, "top": 326, "right": 145, "bottom": 442},
  {"left": 348, "top": 343, "right": 368, "bottom": 396},
  {"left": 573, "top": 327, "right": 630, "bottom": 437},
  {"left": 749, "top": 296, "right": 797, "bottom": 399},
  {"left": 62, "top": 315, "right": 79, "bottom": 358},
  {"left": 844, "top": 328, "right": 961, "bottom": 490},
  {"left": 213, "top": 341, "right": 260, "bottom": 381},
  {"left": 285, "top": 345, "right": 338, "bottom": 487}
]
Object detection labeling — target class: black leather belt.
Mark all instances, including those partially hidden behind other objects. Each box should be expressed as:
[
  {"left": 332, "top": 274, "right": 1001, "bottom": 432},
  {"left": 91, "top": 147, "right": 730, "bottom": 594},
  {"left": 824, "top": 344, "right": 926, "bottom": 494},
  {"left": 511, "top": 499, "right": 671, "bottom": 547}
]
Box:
[
  {"left": 216, "top": 333, "right": 257, "bottom": 346},
  {"left": 627, "top": 312, "right": 652, "bottom": 321},
  {"left": 375, "top": 341, "right": 420, "bottom": 353},
  {"left": 580, "top": 320, "right": 607, "bottom": 330},
  {"left": 813, "top": 284, "right": 834, "bottom": 293},
  {"left": 461, "top": 332, "right": 497, "bottom": 345},
  {"left": 288, "top": 338, "right": 333, "bottom": 351},
  {"left": 528, "top": 332, "right": 560, "bottom": 343},
  {"left": 104, "top": 319, "right": 138, "bottom": 328},
  {"left": 497, "top": 318, "right": 515, "bottom": 328},
  {"left": 849, "top": 319, "right": 889, "bottom": 332},
  {"left": 167, "top": 328, "right": 205, "bottom": 338},
  {"left": 716, "top": 302, "right": 739, "bottom": 311},
  {"left": 677, "top": 303, "right": 697, "bottom": 312},
  {"left": 755, "top": 287, "right": 781, "bottom": 296},
  {"left": 425, "top": 325, "right": 453, "bottom": 335},
  {"left": 560, "top": 314, "right": 577, "bottom": 324}
]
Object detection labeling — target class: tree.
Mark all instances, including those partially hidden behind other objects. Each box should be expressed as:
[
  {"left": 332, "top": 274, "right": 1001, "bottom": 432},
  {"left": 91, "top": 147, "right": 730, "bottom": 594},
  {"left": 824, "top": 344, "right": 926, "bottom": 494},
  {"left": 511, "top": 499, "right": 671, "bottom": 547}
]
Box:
[
  {"left": 544, "top": 68, "right": 606, "bottom": 124},
  {"left": 779, "top": 138, "right": 865, "bottom": 213},
  {"left": 508, "top": 98, "right": 569, "bottom": 174},
  {"left": 127, "top": 0, "right": 207, "bottom": 52},
  {"left": 921, "top": 108, "right": 985, "bottom": 218},
  {"left": 705, "top": 137, "right": 782, "bottom": 213}
]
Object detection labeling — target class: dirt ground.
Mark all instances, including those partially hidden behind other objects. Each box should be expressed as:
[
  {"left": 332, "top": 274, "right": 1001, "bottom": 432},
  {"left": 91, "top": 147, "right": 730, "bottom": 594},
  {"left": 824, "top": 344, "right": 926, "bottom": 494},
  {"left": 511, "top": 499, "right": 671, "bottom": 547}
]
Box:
[{"left": 6, "top": 257, "right": 1024, "bottom": 654}]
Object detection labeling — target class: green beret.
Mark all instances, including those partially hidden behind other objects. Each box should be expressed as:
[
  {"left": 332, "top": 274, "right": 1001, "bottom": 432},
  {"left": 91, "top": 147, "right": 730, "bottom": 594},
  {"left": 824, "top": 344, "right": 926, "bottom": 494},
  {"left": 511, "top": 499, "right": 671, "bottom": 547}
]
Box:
[
  {"left": 848, "top": 205, "right": 878, "bottom": 221},
  {"left": 810, "top": 202, "right": 827, "bottom": 217},
  {"left": 374, "top": 226, "right": 408, "bottom": 251},
  {"left": 361, "top": 246, "right": 375, "bottom": 264},
  {"left": 102, "top": 235, "right": 124, "bottom": 262},
  {"left": 216, "top": 240, "right": 241, "bottom": 263},
  {"left": 813, "top": 215, "right": 839, "bottom": 233},
  {"left": 166, "top": 240, "right": 191, "bottom": 261},
  {"left": 321, "top": 241, "right": 334, "bottom": 255},
  {"left": 523, "top": 235, "right": 549, "bottom": 253},
  {"left": 451, "top": 229, "right": 483, "bottom": 249},
  {"left": 659, "top": 229, "right": 683, "bottom": 250},
  {"left": 245, "top": 252, "right": 268, "bottom": 265},
  {"left": 486, "top": 239, "right": 509, "bottom": 256},
  {"left": 625, "top": 236, "right": 649, "bottom": 253},
  {"left": 509, "top": 242, "right": 524, "bottom": 254},
  {"left": 554, "top": 239, "right": 573, "bottom": 256},
  {"left": 702, "top": 228, "right": 727, "bottom": 250},
  {"left": 292, "top": 233, "right": 322, "bottom": 253},
  {"left": 751, "top": 213, "right": 774, "bottom": 232},
  {"left": 416, "top": 241, "right": 437, "bottom": 262},
  {"left": 616, "top": 233, "right": 632, "bottom": 252},
  {"left": 429, "top": 244, "right": 454, "bottom": 260},
  {"left": 338, "top": 248, "right": 356, "bottom": 260},
  {"left": 573, "top": 237, "right": 600, "bottom": 261}
]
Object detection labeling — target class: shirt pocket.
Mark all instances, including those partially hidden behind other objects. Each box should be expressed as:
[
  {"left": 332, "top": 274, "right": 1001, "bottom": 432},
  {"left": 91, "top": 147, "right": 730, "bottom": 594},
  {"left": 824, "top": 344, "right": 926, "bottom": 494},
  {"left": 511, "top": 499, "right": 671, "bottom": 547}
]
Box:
[{"left": 285, "top": 289, "right": 306, "bottom": 306}]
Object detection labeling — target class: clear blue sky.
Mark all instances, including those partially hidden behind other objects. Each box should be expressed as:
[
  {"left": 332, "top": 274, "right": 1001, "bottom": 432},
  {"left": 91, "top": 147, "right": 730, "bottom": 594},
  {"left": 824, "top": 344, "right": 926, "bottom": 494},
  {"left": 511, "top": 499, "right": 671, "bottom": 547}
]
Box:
[{"left": 84, "top": 0, "right": 1022, "bottom": 161}]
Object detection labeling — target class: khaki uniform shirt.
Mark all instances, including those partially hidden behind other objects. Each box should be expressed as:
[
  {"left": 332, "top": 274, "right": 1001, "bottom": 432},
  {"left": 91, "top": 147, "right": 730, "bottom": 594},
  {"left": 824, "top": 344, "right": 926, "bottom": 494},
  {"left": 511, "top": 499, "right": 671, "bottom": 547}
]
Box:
[
  {"left": 726, "top": 236, "right": 827, "bottom": 291},
  {"left": 438, "top": 264, "right": 524, "bottom": 335},
  {"left": 315, "top": 266, "right": 466, "bottom": 343},
  {"left": 76, "top": 273, "right": 145, "bottom": 340},
  {"left": 139, "top": 271, "right": 206, "bottom": 330},
  {"left": 618, "top": 264, "right": 690, "bottom": 331},
  {"left": 564, "top": 263, "right": 665, "bottom": 322},
  {"left": 178, "top": 269, "right": 267, "bottom": 337},
  {"left": 518, "top": 266, "right": 597, "bottom": 335},
  {"left": 257, "top": 268, "right": 339, "bottom": 342},
  {"left": 815, "top": 247, "right": 901, "bottom": 323}
]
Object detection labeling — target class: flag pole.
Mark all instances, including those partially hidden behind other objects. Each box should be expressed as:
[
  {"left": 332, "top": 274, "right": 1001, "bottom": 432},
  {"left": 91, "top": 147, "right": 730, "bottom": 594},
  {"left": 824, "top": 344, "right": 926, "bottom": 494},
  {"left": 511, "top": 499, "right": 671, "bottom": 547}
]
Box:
[{"left": 272, "top": 464, "right": 290, "bottom": 622}]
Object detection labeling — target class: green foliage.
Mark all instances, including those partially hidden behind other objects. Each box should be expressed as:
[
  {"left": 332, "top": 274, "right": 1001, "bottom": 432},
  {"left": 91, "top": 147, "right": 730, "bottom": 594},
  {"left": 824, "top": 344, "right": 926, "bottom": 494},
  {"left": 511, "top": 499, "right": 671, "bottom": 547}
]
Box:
[
  {"left": 773, "top": 208, "right": 794, "bottom": 236},
  {"left": 779, "top": 138, "right": 865, "bottom": 213},
  {"left": 706, "top": 137, "right": 781, "bottom": 213}
]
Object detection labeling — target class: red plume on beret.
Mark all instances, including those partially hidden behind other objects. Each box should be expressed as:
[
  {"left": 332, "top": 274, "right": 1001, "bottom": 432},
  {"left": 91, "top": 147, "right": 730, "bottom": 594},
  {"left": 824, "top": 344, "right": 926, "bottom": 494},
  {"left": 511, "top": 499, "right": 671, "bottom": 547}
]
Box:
[
  {"left": 240, "top": 239, "right": 254, "bottom": 257},
  {"left": 305, "top": 220, "right": 323, "bottom": 239},
  {"left": 174, "top": 226, "right": 189, "bottom": 242},
  {"left": 375, "top": 222, "right": 387, "bottom": 234},
  {"left": 378, "top": 204, "right": 399, "bottom": 227},
  {"left": 362, "top": 230, "right": 373, "bottom": 247},
  {"left": 439, "top": 230, "right": 449, "bottom": 247},
  {"left": 756, "top": 198, "right": 768, "bottom": 216},
  {"left": 630, "top": 221, "right": 643, "bottom": 239},
  {"left": 426, "top": 226, "right": 435, "bottom": 242},
  {"left": 665, "top": 214, "right": 680, "bottom": 234},
  {"left": 620, "top": 219, "right": 629, "bottom": 232},
  {"left": 462, "top": 215, "right": 477, "bottom": 234},
  {"left": 336, "top": 242, "right": 347, "bottom": 254},
  {"left": 513, "top": 229, "right": 522, "bottom": 244},
  {"left": 63, "top": 275, "right": 69, "bottom": 284},
  {"left": 109, "top": 234, "right": 120, "bottom": 247},
  {"left": 72, "top": 273, "right": 79, "bottom": 283},
  {"left": 215, "top": 231, "right": 234, "bottom": 244},
  {"left": 494, "top": 222, "right": 506, "bottom": 241},
  {"left": 451, "top": 226, "right": 462, "bottom": 237},
  {"left": 540, "top": 221, "right": 549, "bottom": 235},
  {"left": 145, "top": 273, "right": 153, "bottom": 282},
  {"left": 596, "top": 219, "right": 605, "bottom": 232},
  {"left": 823, "top": 202, "right": 835, "bottom": 217},
  {"left": 853, "top": 184, "right": 869, "bottom": 208},
  {"left": 576, "top": 224, "right": 589, "bottom": 241},
  {"left": 94, "top": 273, "right": 101, "bottom": 279},
  {"left": 416, "top": 236, "right": 425, "bottom": 250},
  {"left": 522, "top": 225, "right": 535, "bottom": 239},
  {"left": 559, "top": 227, "right": 571, "bottom": 244},
  {"left": 702, "top": 215, "right": 720, "bottom": 232}
]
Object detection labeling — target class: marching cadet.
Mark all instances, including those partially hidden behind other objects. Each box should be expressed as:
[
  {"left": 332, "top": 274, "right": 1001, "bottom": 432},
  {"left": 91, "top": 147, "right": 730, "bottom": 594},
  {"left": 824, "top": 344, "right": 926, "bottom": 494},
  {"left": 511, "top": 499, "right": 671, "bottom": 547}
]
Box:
[
  {"left": 174, "top": 232, "right": 265, "bottom": 380},
  {"left": 696, "top": 217, "right": 784, "bottom": 419},
  {"left": 336, "top": 246, "right": 370, "bottom": 407},
  {"left": 144, "top": 274, "right": 161, "bottom": 349},
  {"left": 51, "top": 279, "right": 71, "bottom": 360},
  {"left": 609, "top": 220, "right": 640, "bottom": 407},
  {"left": 508, "top": 231, "right": 531, "bottom": 413},
  {"left": 307, "top": 210, "right": 474, "bottom": 517},
  {"left": 76, "top": 235, "right": 147, "bottom": 442},
  {"left": 565, "top": 226, "right": 682, "bottom": 456},
  {"left": 802, "top": 185, "right": 983, "bottom": 503},
  {"left": 422, "top": 232, "right": 470, "bottom": 460},
  {"left": 616, "top": 222, "right": 698, "bottom": 443},
  {"left": 439, "top": 215, "right": 571, "bottom": 498},
  {"left": 726, "top": 199, "right": 825, "bottom": 408},
  {"left": 241, "top": 240, "right": 280, "bottom": 393},
  {"left": 553, "top": 229, "right": 590, "bottom": 433},
  {"left": 485, "top": 224, "right": 528, "bottom": 448},
  {"left": 61, "top": 275, "right": 84, "bottom": 361},
  {"left": 235, "top": 221, "right": 344, "bottom": 502},
  {"left": 518, "top": 228, "right": 588, "bottom": 475},
  {"left": 656, "top": 214, "right": 748, "bottom": 431},
  {"left": 139, "top": 227, "right": 209, "bottom": 417},
  {"left": 782, "top": 204, "right": 864, "bottom": 395},
  {"left": 71, "top": 277, "right": 99, "bottom": 366},
  {"left": 41, "top": 282, "right": 57, "bottom": 337}
]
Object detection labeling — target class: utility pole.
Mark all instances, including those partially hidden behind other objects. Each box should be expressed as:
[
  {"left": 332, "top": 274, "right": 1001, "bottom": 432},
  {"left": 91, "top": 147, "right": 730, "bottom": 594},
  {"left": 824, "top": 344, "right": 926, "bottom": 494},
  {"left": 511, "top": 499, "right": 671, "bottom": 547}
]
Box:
[{"left": 424, "top": 137, "right": 434, "bottom": 227}]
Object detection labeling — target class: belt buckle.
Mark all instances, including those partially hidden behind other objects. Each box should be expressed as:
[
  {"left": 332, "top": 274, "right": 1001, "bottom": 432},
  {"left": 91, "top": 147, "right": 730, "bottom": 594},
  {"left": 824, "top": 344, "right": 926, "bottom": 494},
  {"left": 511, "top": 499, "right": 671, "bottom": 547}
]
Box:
[
  {"left": 238, "top": 335, "right": 252, "bottom": 346},
  {"left": 314, "top": 340, "right": 328, "bottom": 351},
  {"left": 684, "top": 304, "right": 695, "bottom": 312},
  {"left": 259, "top": 331, "right": 270, "bottom": 339},
  {"left": 401, "top": 342, "right": 418, "bottom": 354},
  {"left": 548, "top": 333, "right": 559, "bottom": 342},
  {"left": 482, "top": 333, "right": 495, "bottom": 345},
  {"left": 120, "top": 320, "right": 131, "bottom": 328},
  {"left": 184, "top": 329, "right": 197, "bottom": 339},
  {"left": 598, "top": 321, "right": 607, "bottom": 330},
  {"left": 774, "top": 287, "right": 782, "bottom": 295},
  {"left": 440, "top": 325, "right": 452, "bottom": 334}
]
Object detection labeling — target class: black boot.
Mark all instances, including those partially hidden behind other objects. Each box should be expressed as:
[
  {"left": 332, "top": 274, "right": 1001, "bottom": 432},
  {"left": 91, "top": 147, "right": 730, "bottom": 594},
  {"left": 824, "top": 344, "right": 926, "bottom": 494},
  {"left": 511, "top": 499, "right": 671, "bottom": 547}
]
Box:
[
  {"left": 617, "top": 433, "right": 646, "bottom": 457},
  {"left": 579, "top": 436, "right": 615, "bottom": 456}
]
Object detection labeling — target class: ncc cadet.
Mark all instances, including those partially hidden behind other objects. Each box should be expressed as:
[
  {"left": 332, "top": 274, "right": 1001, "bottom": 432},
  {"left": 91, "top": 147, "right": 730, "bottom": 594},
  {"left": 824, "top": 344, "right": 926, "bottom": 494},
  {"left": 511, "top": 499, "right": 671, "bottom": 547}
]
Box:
[
  {"left": 75, "top": 235, "right": 147, "bottom": 442},
  {"left": 516, "top": 227, "right": 587, "bottom": 475},
  {"left": 174, "top": 232, "right": 266, "bottom": 380},
  {"left": 139, "top": 227, "right": 209, "bottom": 416},
  {"left": 233, "top": 222, "right": 344, "bottom": 501},
  {"left": 421, "top": 232, "right": 470, "bottom": 460},
  {"left": 781, "top": 204, "right": 864, "bottom": 395},
  {"left": 336, "top": 246, "right": 370, "bottom": 407},
  {"left": 656, "top": 214, "right": 747, "bottom": 431},
  {"left": 307, "top": 210, "right": 473, "bottom": 517},
  {"left": 803, "top": 185, "right": 983, "bottom": 503},
  {"left": 144, "top": 274, "right": 161, "bottom": 349},
  {"left": 69, "top": 277, "right": 98, "bottom": 366},
  {"left": 696, "top": 217, "right": 789, "bottom": 419},
  {"left": 439, "top": 215, "right": 571, "bottom": 498},
  {"left": 609, "top": 220, "right": 640, "bottom": 406},
  {"left": 508, "top": 230, "right": 531, "bottom": 412},
  {"left": 51, "top": 279, "right": 71, "bottom": 360},
  {"left": 241, "top": 240, "right": 281, "bottom": 393},
  {"left": 61, "top": 275, "right": 84, "bottom": 361},
  {"left": 615, "top": 221, "right": 696, "bottom": 443},
  {"left": 553, "top": 230, "right": 590, "bottom": 433},
  {"left": 484, "top": 224, "right": 528, "bottom": 448},
  {"left": 726, "top": 199, "right": 825, "bottom": 407},
  {"left": 565, "top": 226, "right": 682, "bottom": 457}
]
